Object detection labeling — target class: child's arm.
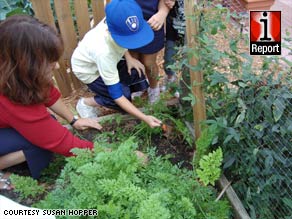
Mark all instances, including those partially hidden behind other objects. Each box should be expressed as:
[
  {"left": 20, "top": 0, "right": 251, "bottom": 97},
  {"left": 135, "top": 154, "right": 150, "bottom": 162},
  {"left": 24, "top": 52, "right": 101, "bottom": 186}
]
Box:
[
  {"left": 164, "top": 0, "right": 175, "bottom": 9},
  {"left": 148, "top": 0, "right": 170, "bottom": 31},
  {"left": 124, "top": 51, "right": 145, "bottom": 77},
  {"left": 114, "top": 96, "right": 162, "bottom": 128}
]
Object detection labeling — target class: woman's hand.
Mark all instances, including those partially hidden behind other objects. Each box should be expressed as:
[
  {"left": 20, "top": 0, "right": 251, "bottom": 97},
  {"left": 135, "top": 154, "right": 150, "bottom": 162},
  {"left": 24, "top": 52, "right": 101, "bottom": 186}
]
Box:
[
  {"left": 72, "top": 118, "right": 102, "bottom": 130},
  {"left": 143, "top": 115, "right": 162, "bottom": 128}
]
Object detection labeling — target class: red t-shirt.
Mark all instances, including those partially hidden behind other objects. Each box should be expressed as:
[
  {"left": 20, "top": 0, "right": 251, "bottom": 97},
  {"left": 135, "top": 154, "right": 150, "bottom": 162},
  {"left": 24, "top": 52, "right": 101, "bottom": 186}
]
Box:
[{"left": 0, "top": 86, "right": 93, "bottom": 156}]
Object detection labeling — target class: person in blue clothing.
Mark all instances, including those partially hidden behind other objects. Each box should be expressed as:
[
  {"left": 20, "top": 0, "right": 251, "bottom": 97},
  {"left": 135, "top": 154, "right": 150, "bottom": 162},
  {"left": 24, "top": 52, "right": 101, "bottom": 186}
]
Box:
[
  {"left": 161, "top": 0, "right": 185, "bottom": 95},
  {"left": 130, "top": 0, "right": 170, "bottom": 104}
]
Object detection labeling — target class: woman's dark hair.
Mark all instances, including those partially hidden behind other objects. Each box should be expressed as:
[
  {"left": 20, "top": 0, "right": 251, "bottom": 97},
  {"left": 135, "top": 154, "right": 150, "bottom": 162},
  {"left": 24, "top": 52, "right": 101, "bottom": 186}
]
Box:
[{"left": 0, "top": 15, "right": 64, "bottom": 105}]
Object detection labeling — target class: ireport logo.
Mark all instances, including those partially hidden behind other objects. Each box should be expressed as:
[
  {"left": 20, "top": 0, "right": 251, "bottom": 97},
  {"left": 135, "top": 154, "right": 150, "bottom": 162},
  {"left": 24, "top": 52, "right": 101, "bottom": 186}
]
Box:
[{"left": 250, "top": 11, "right": 281, "bottom": 55}]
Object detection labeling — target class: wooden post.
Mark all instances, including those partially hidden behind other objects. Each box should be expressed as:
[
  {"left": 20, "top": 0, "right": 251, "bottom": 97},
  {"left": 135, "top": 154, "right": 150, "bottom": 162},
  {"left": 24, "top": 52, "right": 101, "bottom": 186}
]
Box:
[{"left": 184, "top": 0, "right": 206, "bottom": 140}]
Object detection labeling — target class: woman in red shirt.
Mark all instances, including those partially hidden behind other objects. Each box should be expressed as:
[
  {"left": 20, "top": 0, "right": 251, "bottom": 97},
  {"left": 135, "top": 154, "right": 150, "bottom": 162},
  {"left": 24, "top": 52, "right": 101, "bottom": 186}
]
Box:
[{"left": 0, "top": 15, "right": 102, "bottom": 187}]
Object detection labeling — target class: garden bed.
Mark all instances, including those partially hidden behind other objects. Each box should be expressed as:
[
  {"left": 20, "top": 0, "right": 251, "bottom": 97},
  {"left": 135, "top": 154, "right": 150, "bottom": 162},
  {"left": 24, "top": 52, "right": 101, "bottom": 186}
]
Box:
[
  {"left": 1, "top": 101, "right": 231, "bottom": 219},
  {"left": 2, "top": 104, "right": 194, "bottom": 204}
]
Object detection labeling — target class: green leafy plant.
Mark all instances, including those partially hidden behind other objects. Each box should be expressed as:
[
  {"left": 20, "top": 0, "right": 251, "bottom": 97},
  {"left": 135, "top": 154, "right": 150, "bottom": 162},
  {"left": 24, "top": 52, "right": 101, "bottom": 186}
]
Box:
[
  {"left": 193, "top": 124, "right": 219, "bottom": 167},
  {"left": 174, "top": 2, "right": 292, "bottom": 218},
  {"left": 196, "top": 147, "right": 223, "bottom": 186},
  {"left": 0, "top": 0, "right": 33, "bottom": 20},
  {"left": 10, "top": 174, "right": 45, "bottom": 199},
  {"left": 35, "top": 137, "right": 230, "bottom": 219}
]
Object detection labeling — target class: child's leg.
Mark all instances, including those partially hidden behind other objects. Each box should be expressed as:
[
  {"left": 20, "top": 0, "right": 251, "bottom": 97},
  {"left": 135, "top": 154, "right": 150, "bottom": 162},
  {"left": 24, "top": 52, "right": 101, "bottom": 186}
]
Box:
[
  {"left": 81, "top": 60, "right": 148, "bottom": 113},
  {"left": 140, "top": 52, "right": 160, "bottom": 89},
  {"left": 164, "top": 39, "right": 176, "bottom": 78},
  {"left": 139, "top": 53, "right": 161, "bottom": 104}
]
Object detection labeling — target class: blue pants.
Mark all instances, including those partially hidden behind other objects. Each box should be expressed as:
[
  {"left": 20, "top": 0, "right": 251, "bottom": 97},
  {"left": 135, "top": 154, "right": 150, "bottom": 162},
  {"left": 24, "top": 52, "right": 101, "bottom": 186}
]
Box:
[
  {"left": 0, "top": 128, "right": 53, "bottom": 179},
  {"left": 87, "top": 60, "right": 149, "bottom": 111},
  {"left": 164, "top": 40, "right": 176, "bottom": 76}
]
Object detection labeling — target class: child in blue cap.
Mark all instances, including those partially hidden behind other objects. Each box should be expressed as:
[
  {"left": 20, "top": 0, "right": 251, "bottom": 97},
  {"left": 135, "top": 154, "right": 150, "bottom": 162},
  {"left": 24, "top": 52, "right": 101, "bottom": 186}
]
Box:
[{"left": 71, "top": 0, "right": 162, "bottom": 128}]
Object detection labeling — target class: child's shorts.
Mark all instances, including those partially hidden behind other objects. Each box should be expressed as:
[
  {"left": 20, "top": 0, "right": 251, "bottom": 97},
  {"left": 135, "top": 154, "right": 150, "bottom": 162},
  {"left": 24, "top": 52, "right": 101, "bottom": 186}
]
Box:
[
  {"left": 130, "top": 27, "right": 164, "bottom": 54},
  {"left": 87, "top": 60, "right": 149, "bottom": 111},
  {"left": 0, "top": 128, "right": 53, "bottom": 179}
]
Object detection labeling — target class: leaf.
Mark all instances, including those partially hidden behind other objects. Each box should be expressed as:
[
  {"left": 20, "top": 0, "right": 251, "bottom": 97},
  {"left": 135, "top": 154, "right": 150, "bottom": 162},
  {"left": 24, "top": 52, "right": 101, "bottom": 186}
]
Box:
[
  {"left": 272, "top": 98, "right": 285, "bottom": 122},
  {"left": 209, "top": 72, "right": 228, "bottom": 86},
  {"left": 229, "top": 39, "right": 238, "bottom": 53},
  {"left": 223, "top": 156, "right": 235, "bottom": 169},
  {"left": 6, "top": 7, "right": 26, "bottom": 17},
  {"left": 211, "top": 27, "right": 217, "bottom": 35},
  {"left": 264, "top": 155, "right": 273, "bottom": 170},
  {"left": 182, "top": 93, "right": 196, "bottom": 106},
  {"left": 283, "top": 198, "right": 292, "bottom": 209},
  {"left": 234, "top": 110, "right": 245, "bottom": 126}
]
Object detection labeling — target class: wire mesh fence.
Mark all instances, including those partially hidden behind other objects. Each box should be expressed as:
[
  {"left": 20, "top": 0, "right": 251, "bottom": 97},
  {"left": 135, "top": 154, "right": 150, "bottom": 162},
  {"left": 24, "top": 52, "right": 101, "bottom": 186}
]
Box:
[{"left": 180, "top": 1, "right": 292, "bottom": 218}]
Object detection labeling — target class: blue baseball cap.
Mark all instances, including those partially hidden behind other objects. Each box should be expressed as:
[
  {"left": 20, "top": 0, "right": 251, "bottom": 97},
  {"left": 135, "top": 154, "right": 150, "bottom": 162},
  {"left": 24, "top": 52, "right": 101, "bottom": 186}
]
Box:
[{"left": 105, "top": 0, "right": 154, "bottom": 49}]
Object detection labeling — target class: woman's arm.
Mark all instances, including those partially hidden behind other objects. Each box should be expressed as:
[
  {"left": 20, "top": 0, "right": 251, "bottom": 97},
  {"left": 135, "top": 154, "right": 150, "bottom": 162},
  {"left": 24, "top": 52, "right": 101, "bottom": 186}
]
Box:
[{"left": 49, "top": 98, "right": 102, "bottom": 130}]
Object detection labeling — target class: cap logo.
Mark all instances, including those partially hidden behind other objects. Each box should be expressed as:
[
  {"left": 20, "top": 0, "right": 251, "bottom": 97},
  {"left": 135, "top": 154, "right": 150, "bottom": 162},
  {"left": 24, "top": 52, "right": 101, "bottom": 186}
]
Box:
[{"left": 125, "top": 16, "right": 139, "bottom": 32}]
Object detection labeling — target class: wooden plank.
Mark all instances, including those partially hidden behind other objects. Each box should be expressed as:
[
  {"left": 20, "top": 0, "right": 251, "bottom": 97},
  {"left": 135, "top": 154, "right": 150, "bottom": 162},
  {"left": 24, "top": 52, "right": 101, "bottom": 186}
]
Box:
[
  {"left": 184, "top": 0, "right": 206, "bottom": 140},
  {"left": 91, "top": 0, "right": 105, "bottom": 26},
  {"left": 55, "top": 60, "right": 74, "bottom": 97},
  {"left": 31, "top": 0, "right": 72, "bottom": 96},
  {"left": 30, "top": 0, "right": 55, "bottom": 28},
  {"left": 53, "top": 0, "right": 77, "bottom": 61},
  {"left": 73, "top": 0, "right": 91, "bottom": 40},
  {"left": 54, "top": 0, "right": 82, "bottom": 91},
  {"left": 218, "top": 175, "right": 251, "bottom": 219}
]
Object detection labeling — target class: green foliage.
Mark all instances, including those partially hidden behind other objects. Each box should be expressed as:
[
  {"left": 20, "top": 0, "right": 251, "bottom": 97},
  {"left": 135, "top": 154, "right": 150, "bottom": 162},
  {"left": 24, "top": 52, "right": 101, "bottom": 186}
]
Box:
[
  {"left": 194, "top": 124, "right": 219, "bottom": 167},
  {"left": 10, "top": 174, "right": 45, "bottom": 199},
  {"left": 110, "top": 99, "right": 195, "bottom": 149},
  {"left": 176, "top": 2, "right": 292, "bottom": 218},
  {"left": 196, "top": 147, "right": 223, "bottom": 186},
  {"left": 36, "top": 137, "right": 230, "bottom": 218},
  {"left": 0, "top": 0, "right": 33, "bottom": 20}
]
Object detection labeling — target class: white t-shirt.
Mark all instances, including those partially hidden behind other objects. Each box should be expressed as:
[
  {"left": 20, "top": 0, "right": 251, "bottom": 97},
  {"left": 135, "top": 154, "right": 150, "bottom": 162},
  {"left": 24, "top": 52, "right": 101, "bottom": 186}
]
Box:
[{"left": 71, "top": 18, "right": 127, "bottom": 85}]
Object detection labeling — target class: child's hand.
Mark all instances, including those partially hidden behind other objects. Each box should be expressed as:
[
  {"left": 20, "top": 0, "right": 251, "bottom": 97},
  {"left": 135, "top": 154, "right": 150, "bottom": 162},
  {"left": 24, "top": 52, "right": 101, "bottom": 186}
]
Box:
[
  {"left": 126, "top": 57, "right": 145, "bottom": 77},
  {"left": 164, "top": 0, "right": 175, "bottom": 9},
  {"left": 144, "top": 115, "right": 162, "bottom": 128},
  {"left": 124, "top": 51, "right": 145, "bottom": 77}
]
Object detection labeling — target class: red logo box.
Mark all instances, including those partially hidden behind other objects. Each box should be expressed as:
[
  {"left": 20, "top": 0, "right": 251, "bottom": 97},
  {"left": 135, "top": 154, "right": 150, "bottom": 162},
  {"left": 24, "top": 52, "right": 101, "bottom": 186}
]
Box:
[{"left": 250, "top": 11, "right": 281, "bottom": 55}]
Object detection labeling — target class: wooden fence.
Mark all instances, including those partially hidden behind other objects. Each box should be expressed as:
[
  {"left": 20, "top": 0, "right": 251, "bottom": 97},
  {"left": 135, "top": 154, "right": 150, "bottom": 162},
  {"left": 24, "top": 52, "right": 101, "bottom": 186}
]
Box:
[{"left": 30, "top": 0, "right": 110, "bottom": 97}]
